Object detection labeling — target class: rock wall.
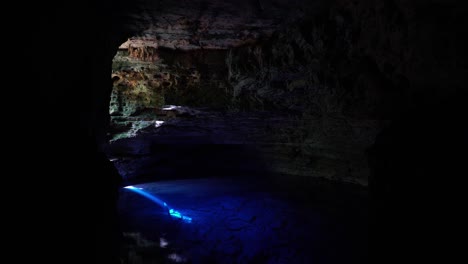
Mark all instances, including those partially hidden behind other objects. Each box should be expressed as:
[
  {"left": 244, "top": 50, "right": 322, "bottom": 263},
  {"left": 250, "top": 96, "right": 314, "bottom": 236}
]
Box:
[
  {"left": 221, "top": 0, "right": 467, "bottom": 185},
  {"left": 107, "top": 0, "right": 467, "bottom": 186}
]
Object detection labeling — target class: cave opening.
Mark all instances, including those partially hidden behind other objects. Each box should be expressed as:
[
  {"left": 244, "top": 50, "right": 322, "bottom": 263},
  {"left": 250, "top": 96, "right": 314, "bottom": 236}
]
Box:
[{"left": 37, "top": 0, "right": 467, "bottom": 263}]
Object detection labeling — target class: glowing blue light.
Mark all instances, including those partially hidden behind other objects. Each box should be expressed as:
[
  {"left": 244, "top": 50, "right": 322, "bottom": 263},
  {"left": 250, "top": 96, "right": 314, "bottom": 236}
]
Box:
[
  {"left": 182, "top": 216, "right": 192, "bottom": 223},
  {"left": 170, "top": 210, "right": 182, "bottom": 218},
  {"left": 168, "top": 209, "right": 192, "bottom": 222},
  {"left": 123, "top": 185, "right": 192, "bottom": 223},
  {"left": 123, "top": 186, "right": 166, "bottom": 208}
]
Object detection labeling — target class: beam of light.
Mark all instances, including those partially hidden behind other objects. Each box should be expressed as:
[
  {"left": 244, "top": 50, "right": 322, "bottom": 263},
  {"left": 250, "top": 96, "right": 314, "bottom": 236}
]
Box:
[
  {"left": 124, "top": 186, "right": 166, "bottom": 208},
  {"left": 123, "top": 185, "right": 192, "bottom": 223}
]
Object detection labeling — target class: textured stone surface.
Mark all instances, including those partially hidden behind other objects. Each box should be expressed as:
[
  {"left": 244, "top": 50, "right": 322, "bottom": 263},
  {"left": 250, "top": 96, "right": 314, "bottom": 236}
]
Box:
[
  {"left": 116, "top": 0, "right": 324, "bottom": 51},
  {"left": 110, "top": 48, "right": 230, "bottom": 119}
]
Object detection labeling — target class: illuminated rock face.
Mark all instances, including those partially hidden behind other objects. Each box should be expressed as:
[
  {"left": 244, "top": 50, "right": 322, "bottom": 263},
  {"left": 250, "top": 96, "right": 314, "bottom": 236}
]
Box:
[
  {"left": 110, "top": 52, "right": 165, "bottom": 117},
  {"left": 109, "top": 48, "right": 230, "bottom": 117}
]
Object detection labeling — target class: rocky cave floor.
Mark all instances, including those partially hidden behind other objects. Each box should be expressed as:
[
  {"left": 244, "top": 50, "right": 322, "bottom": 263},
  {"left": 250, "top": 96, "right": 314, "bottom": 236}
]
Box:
[{"left": 106, "top": 106, "right": 368, "bottom": 264}]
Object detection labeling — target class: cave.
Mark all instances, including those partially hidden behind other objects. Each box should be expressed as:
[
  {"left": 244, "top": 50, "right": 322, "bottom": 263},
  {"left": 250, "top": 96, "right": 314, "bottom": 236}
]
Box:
[{"left": 38, "top": 0, "right": 466, "bottom": 263}]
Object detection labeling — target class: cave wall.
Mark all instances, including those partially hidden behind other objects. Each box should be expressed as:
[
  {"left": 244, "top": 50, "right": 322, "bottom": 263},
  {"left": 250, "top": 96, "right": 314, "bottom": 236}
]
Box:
[
  {"left": 227, "top": 0, "right": 467, "bottom": 121},
  {"left": 105, "top": 0, "right": 466, "bottom": 187},
  {"left": 223, "top": 0, "right": 467, "bottom": 185}
]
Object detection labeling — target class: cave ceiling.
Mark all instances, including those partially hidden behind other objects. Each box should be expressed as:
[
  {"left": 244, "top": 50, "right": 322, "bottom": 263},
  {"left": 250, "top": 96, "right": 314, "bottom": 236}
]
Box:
[{"left": 117, "top": 0, "right": 326, "bottom": 50}]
